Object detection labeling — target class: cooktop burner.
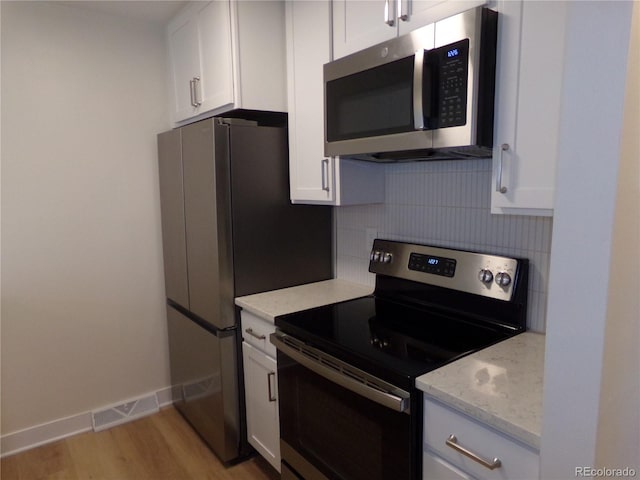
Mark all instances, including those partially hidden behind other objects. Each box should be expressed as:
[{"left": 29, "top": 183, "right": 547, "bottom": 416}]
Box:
[{"left": 275, "top": 239, "right": 529, "bottom": 391}]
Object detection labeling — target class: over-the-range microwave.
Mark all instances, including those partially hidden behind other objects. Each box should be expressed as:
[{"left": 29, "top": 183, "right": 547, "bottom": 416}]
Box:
[{"left": 324, "top": 6, "right": 498, "bottom": 162}]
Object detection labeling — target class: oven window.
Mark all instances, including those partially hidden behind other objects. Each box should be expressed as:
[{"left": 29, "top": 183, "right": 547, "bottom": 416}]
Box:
[
  {"left": 326, "top": 57, "right": 414, "bottom": 142},
  {"left": 278, "top": 352, "right": 414, "bottom": 480}
]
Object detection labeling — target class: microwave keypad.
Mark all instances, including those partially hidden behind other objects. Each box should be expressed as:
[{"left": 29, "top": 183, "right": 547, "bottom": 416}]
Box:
[{"left": 437, "top": 39, "right": 469, "bottom": 128}]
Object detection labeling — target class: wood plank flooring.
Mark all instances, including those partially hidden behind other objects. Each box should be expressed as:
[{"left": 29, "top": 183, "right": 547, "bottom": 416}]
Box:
[{"left": 1, "top": 407, "right": 280, "bottom": 480}]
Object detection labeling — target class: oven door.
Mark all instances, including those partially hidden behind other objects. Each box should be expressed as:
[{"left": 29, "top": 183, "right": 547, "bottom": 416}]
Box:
[{"left": 271, "top": 332, "right": 419, "bottom": 480}]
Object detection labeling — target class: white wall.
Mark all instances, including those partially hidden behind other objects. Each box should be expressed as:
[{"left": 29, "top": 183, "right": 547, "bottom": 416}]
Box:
[
  {"left": 596, "top": 2, "right": 640, "bottom": 470},
  {"left": 1, "top": 1, "right": 171, "bottom": 438},
  {"left": 540, "top": 2, "right": 635, "bottom": 476}
]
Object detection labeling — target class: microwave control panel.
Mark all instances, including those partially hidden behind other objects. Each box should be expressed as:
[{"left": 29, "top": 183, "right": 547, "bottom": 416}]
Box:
[{"left": 432, "top": 39, "right": 469, "bottom": 128}]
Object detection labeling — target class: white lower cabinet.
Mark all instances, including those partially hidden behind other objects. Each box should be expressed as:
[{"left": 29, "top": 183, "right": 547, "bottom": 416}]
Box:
[
  {"left": 423, "top": 398, "right": 539, "bottom": 480},
  {"left": 240, "top": 311, "right": 280, "bottom": 472},
  {"left": 423, "top": 450, "right": 473, "bottom": 479}
]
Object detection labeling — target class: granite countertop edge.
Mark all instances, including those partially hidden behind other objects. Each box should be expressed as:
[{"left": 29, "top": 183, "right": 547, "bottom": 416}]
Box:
[{"left": 235, "top": 278, "right": 373, "bottom": 323}]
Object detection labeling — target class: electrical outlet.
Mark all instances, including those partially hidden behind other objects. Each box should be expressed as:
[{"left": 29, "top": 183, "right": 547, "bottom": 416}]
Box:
[{"left": 365, "top": 228, "right": 377, "bottom": 253}]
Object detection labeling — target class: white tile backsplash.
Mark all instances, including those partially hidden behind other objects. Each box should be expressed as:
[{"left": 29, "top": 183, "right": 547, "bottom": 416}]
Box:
[{"left": 335, "top": 158, "right": 553, "bottom": 332}]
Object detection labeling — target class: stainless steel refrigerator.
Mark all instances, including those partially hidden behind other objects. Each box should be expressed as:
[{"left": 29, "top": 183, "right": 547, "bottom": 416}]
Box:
[{"left": 157, "top": 115, "right": 332, "bottom": 463}]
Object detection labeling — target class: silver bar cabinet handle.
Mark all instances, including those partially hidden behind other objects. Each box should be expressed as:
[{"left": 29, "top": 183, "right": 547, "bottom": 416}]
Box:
[
  {"left": 267, "top": 372, "right": 276, "bottom": 402},
  {"left": 413, "top": 50, "right": 425, "bottom": 130},
  {"left": 398, "top": 0, "right": 409, "bottom": 21},
  {"left": 193, "top": 76, "right": 202, "bottom": 107},
  {"left": 189, "top": 78, "right": 197, "bottom": 107},
  {"left": 446, "top": 434, "right": 502, "bottom": 470},
  {"left": 384, "top": 0, "right": 396, "bottom": 26},
  {"left": 245, "top": 328, "right": 266, "bottom": 340},
  {"left": 496, "top": 143, "right": 509, "bottom": 194},
  {"left": 321, "top": 158, "right": 330, "bottom": 191}
]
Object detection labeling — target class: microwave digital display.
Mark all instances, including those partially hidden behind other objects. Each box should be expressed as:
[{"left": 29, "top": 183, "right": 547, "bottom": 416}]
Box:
[{"left": 431, "top": 39, "right": 470, "bottom": 129}]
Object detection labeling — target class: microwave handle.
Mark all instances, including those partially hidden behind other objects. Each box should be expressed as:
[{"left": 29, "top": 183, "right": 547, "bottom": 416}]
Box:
[{"left": 413, "top": 50, "right": 426, "bottom": 130}]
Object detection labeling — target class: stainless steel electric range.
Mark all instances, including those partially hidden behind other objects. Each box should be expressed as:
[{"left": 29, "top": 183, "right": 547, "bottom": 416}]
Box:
[{"left": 271, "top": 239, "right": 528, "bottom": 480}]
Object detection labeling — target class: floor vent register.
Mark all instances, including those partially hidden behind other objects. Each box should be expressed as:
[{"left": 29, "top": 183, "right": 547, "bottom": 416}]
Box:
[{"left": 91, "top": 394, "right": 159, "bottom": 432}]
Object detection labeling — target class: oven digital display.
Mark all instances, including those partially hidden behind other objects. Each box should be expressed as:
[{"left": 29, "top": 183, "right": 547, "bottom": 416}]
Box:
[{"left": 408, "top": 253, "right": 456, "bottom": 277}]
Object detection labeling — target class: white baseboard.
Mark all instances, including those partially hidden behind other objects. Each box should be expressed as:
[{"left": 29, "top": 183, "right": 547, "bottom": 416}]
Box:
[{"left": 0, "top": 387, "right": 174, "bottom": 458}]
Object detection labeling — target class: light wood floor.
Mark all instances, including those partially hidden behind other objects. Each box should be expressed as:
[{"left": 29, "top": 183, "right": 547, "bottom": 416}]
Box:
[{"left": 1, "top": 407, "right": 280, "bottom": 480}]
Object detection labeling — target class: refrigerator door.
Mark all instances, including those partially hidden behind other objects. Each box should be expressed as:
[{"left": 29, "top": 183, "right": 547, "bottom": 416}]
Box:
[
  {"left": 219, "top": 121, "right": 333, "bottom": 297},
  {"left": 182, "top": 120, "right": 231, "bottom": 329},
  {"left": 167, "top": 304, "right": 240, "bottom": 462},
  {"left": 157, "top": 129, "right": 190, "bottom": 308}
]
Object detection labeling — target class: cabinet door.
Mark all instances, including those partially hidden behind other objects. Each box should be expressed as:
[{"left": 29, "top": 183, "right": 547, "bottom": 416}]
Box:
[
  {"left": 168, "top": 15, "right": 201, "bottom": 122},
  {"left": 491, "top": 0, "right": 567, "bottom": 215},
  {"left": 332, "top": 0, "right": 398, "bottom": 59},
  {"left": 399, "top": 0, "right": 486, "bottom": 35},
  {"left": 286, "top": 0, "right": 336, "bottom": 203},
  {"left": 286, "top": 0, "right": 385, "bottom": 205},
  {"left": 196, "top": 1, "right": 235, "bottom": 114},
  {"left": 423, "top": 450, "right": 473, "bottom": 479},
  {"left": 157, "top": 129, "right": 190, "bottom": 308},
  {"left": 181, "top": 120, "right": 223, "bottom": 328},
  {"left": 423, "top": 398, "right": 539, "bottom": 480},
  {"left": 242, "top": 342, "right": 281, "bottom": 472}
]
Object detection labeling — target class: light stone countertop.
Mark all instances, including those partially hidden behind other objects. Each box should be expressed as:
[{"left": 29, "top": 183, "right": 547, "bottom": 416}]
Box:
[
  {"left": 235, "top": 279, "right": 373, "bottom": 323},
  {"left": 416, "top": 332, "right": 545, "bottom": 449}
]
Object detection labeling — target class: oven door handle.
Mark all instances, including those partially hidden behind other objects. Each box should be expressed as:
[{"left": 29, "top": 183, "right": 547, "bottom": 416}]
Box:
[{"left": 271, "top": 332, "right": 411, "bottom": 414}]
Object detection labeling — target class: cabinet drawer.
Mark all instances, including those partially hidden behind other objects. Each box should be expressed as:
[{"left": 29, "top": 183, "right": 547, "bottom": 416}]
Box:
[
  {"left": 423, "top": 450, "right": 472, "bottom": 480},
  {"left": 240, "top": 310, "right": 276, "bottom": 358},
  {"left": 423, "top": 398, "right": 539, "bottom": 480}
]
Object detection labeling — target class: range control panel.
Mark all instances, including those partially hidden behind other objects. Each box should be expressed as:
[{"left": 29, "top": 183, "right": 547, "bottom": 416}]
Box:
[{"left": 369, "top": 239, "right": 524, "bottom": 301}]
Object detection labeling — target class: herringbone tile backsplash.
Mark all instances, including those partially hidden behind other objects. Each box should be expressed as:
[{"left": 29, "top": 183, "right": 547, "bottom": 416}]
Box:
[{"left": 335, "top": 158, "right": 552, "bottom": 332}]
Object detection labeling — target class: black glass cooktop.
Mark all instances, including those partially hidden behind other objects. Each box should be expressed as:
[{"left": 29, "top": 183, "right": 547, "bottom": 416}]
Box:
[{"left": 275, "top": 295, "right": 514, "bottom": 391}]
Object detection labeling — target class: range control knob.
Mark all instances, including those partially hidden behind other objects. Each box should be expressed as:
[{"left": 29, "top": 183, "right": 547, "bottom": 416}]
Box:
[
  {"left": 478, "top": 269, "right": 494, "bottom": 284},
  {"left": 382, "top": 252, "right": 393, "bottom": 264},
  {"left": 495, "top": 272, "right": 512, "bottom": 287}
]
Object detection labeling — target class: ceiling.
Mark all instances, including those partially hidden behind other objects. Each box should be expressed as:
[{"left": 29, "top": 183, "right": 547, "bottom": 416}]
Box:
[{"left": 55, "top": 1, "right": 187, "bottom": 25}]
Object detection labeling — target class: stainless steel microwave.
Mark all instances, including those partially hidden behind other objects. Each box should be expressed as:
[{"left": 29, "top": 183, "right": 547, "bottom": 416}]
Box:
[{"left": 324, "top": 7, "right": 498, "bottom": 162}]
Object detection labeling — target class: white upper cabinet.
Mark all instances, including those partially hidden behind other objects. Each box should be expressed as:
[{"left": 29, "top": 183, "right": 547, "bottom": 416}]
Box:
[
  {"left": 286, "top": 0, "right": 384, "bottom": 205},
  {"left": 332, "top": 0, "right": 397, "bottom": 59},
  {"left": 491, "top": 0, "right": 567, "bottom": 216},
  {"left": 332, "top": 0, "right": 486, "bottom": 59},
  {"left": 167, "top": 1, "right": 286, "bottom": 125}
]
